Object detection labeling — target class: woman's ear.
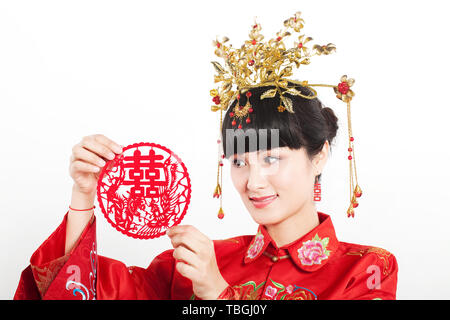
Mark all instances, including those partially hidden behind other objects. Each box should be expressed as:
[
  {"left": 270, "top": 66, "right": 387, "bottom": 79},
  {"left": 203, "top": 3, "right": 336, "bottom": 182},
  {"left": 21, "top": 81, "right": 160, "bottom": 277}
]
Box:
[{"left": 313, "top": 140, "right": 330, "bottom": 175}]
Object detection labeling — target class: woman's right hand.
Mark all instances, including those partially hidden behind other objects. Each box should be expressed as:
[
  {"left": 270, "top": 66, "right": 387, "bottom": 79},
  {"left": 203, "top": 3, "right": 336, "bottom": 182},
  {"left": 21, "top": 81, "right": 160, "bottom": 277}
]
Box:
[{"left": 69, "top": 134, "right": 123, "bottom": 195}]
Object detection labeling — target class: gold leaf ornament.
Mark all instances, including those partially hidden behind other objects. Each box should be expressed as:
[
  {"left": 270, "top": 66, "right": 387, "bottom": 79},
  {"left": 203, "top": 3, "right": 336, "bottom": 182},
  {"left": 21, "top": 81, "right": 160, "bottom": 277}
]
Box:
[
  {"left": 260, "top": 88, "right": 277, "bottom": 99},
  {"left": 286, "top": 87, "right": 303, "bottom": 96},
  {"left": 281, "top": 95, "right": 294, "bottom": 113},
  {"left": 211, "top": 61, "right": 226, "bottom": 74},
  {"left": 279, "top": 66, "right": 293, "bottom": 78}
]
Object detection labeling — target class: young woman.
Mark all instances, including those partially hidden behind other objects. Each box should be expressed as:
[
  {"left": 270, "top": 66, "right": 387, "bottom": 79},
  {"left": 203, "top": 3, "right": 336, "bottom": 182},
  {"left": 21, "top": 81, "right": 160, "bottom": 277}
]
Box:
[{"left": 14, "top": 84, "right": 398, "bottom": 300}]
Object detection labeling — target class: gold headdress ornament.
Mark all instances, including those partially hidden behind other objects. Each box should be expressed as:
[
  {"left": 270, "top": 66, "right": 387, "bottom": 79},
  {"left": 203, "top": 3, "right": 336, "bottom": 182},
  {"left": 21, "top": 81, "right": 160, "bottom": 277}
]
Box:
[{"left": 210, "top": 11, "right": 362, "bottom": 219}]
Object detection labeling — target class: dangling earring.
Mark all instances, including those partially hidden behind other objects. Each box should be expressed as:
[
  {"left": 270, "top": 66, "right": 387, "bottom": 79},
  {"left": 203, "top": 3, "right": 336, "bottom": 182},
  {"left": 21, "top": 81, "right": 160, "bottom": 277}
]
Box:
[{"left": 313, "top": 175, "right": 321, "bottom": 202}]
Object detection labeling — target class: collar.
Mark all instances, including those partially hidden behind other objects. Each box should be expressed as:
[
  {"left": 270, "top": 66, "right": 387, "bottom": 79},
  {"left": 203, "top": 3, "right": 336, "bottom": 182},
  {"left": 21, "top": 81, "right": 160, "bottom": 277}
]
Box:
[{"left": 243, "top": 212, "right": 339, "bottom": 272}]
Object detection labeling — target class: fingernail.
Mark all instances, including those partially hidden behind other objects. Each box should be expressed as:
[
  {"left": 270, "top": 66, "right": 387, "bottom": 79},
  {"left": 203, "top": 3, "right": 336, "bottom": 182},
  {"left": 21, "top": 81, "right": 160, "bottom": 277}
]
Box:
[
  {"left": 107, "top": 152, "right": 115, "bottom": 160},
  {"left": 113, "top": 145, "right": 123, "bottom": 154}
]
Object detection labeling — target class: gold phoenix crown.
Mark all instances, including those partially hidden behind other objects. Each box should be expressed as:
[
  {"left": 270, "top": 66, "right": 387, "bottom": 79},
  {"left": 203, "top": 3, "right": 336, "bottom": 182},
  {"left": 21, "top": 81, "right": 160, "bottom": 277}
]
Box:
[{"left": 210, "top": 11, "right": 362, "bottom": 219}]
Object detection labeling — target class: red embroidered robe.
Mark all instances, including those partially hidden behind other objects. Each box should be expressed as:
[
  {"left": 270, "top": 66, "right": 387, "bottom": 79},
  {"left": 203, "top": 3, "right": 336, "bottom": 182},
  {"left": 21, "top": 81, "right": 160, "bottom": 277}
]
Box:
[{"left": 14, "top": 211, "right": 398, "bottom": 300}]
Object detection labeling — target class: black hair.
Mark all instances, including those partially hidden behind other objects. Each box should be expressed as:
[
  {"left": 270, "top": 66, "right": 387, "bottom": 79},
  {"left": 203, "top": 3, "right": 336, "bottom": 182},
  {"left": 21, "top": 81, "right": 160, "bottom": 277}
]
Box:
[{"left": 221, "top": 82, "right": 338, "bottom": 182}]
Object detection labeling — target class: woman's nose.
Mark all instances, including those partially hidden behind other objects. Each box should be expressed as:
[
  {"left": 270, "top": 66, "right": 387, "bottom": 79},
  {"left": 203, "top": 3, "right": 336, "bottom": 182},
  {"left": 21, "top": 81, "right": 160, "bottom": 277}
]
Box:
[{"left": 246, "top": 165, "right": 269, "bottom": 191}]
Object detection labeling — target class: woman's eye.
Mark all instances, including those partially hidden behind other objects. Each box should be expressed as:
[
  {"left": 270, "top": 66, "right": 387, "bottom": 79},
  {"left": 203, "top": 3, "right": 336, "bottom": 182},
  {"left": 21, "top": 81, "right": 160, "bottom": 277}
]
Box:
[
  {"left": 232, "top": 159, "right": 246, "bottom": 168},
  {"left": 264, "top": 156, "right": 279, "bottom": 164}
]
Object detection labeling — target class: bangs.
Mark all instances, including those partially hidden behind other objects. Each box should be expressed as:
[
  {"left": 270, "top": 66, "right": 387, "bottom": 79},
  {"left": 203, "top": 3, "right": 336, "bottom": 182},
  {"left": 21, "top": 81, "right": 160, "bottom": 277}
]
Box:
[{"left": 221, "top": 85, "right": 313, "bottom": 158}]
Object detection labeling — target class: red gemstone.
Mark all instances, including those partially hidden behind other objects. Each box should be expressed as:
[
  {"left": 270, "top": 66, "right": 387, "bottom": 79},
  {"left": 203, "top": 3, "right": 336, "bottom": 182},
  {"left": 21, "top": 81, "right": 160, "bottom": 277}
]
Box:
[
  {"left": 239, "top": 105, "right": 243, "bottom": 110},
  {"left": 238, "top": 124, "right": 242, "bottom": 129},
  {"left": 350, "top": 137, "right": 354, "bottom": 142},
  {"left": 338, "top": 82, "right": 350, "bottom": 94},
  {"left": 276, "top": 36, "right": 282, "bottom": 41},
  {"left": 348, "top": 155, "right": 353, "bottom": 160},
  {"left": 216, "top": 43, "right": 221, "bottom": 48},
  {"left": 252, "top": 40, "right": 256, "bottom": 45},
  {"left": 352, "top": 202, "right": 359, "bottom": 208},
  {"left": 219, "top": 162, "right": 223, "bottom": 167},
  {"left": 298, "top": 43, "right": 303, "bottom": 48},
  {"left": 248, "top": 108, "right": 253, "bottom": 113},
  {"left": 355, "top": 191, "right": 362, "bottom": 198},
  {"left": 232, "top": 120, "right": 236, "bottom": 126},
  {"left": 229, "top": 112, "right": 234, "bottom": 117},
  {"left": 237, "top": 94, "right": 240, "bottom": 100},
  {"left": 248, "top": 60, "right": 255, "bottom": 66},
  {"left": 218, "top": 212, "right": 224, "bottom": 219},
  {"left": 348, "top": 148, "right": 353, "bottom": 152},
  {"left": 246, "top": 118, "right": 251, "bottom": 124},
  {"left": 246, "top": 91, "right": 252, "bottom": 97}
]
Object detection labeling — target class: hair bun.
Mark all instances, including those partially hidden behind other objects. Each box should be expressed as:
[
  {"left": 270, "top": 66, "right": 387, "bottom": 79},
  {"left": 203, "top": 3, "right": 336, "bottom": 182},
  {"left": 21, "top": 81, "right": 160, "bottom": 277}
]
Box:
[{"left": 321, "top": 107, "right": 339, "bottom": 142}]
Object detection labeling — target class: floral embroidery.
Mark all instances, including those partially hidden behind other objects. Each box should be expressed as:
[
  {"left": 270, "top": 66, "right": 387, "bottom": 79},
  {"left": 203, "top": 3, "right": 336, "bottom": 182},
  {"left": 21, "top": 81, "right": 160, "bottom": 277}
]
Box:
[
  {"left": 346, "top": 247, "right": 392, "bottom": 276},
  {"left": 286, "top": 285, "right": 294, "bottom": 294},
  {"left": 284, "top": 286, "right": 317, "bottom": 300},
  {"left": 367, "top": 247, "right": 392, "bottom": 276},
  {"left": 264, "top": 285, "right": 278, "bottom": 299},
  {"left": 264, "top": 279, "right": 317, "bottom": 300},
  {"left": 231, "top": 280, "right": 265, "bottom": 300},
  {"left": 196, "top": 280, "right": 265, "bottom": 300},
  {"left": 246, "top": 232, "right": 265, "bottom": 259},
  {"left": 192, "top": 278, "right": 316, "bottom": 300},
  {"left": 297, "top": 233, "right": 331, "bottom": 266}
]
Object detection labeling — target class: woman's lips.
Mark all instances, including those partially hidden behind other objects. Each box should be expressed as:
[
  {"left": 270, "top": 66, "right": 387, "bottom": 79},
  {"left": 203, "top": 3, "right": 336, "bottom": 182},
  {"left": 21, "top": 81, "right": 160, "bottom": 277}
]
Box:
[{"left": 249, "top": 194, "right": 278, "bottom": 208}]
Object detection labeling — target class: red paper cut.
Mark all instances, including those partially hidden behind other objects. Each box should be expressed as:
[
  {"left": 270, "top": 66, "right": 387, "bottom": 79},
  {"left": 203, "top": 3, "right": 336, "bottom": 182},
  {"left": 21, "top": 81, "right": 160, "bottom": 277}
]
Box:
[{"left": 96, "top": 142, "right": 191, "bottom": 239}]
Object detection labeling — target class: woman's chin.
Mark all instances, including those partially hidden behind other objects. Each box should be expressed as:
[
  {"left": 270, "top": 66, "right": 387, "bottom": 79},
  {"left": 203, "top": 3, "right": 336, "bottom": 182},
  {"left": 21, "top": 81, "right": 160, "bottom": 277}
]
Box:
[{"left": 247, "top": 208, "right": 284, "bottom": 226}]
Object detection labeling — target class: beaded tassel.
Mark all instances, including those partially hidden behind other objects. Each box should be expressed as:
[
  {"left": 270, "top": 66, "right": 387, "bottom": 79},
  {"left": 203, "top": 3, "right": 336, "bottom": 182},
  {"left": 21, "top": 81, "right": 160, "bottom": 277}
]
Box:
[
  {"left": 211, "top": 94, "right": 225, "bottom": 219},
  {"left": 345, "top": 101, "right": 362, "bottom": 217}
]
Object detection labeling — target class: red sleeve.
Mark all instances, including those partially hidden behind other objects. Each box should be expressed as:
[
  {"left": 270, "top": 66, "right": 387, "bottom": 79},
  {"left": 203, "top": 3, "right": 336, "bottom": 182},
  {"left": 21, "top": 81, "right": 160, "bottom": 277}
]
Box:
[
  {"left": 217, "top": 285, "right": 242, "bottom": 300},
  {"left": 14, "top": 265, "right": 41, "bottom": 300},
  {"left": 14, "top": 212, "right": 75, "bottom": 299},
  {"left": 341, "top": 248, "right": 398, "bottom": 300},
  {"left": 13, "top": 211, "right": 98, "bottom": 299},
  {"left": 14, "top": 212, "right": 176, "bottom": 300},
  {"left": 97, "top": 250, "right": 176, "bottom": 300}
]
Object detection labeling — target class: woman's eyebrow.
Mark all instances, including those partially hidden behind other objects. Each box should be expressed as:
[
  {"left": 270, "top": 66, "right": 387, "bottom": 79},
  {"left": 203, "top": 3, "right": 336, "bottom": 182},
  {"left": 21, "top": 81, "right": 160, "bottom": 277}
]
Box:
[
  {"left": 232, "top": 154, "right": 246, "bottom": 160},
  {"left": 264, "top": 148, "right": 282, "bottom": 155},
  {"left": 232, "top": 148, "right": 284, "bottom": 160}
]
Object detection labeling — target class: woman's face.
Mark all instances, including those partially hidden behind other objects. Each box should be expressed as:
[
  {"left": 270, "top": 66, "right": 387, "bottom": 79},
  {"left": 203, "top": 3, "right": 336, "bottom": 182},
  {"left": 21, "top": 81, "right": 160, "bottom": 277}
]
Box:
[{"left": 229, "top": 143, "right": 328, "bottom": 226}]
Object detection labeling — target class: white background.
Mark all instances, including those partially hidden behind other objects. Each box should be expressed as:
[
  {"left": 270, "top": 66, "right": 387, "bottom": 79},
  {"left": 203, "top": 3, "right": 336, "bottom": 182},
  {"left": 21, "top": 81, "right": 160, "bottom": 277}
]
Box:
[{"left": 1, "top": 0, "right": 449, "bottom": 300}]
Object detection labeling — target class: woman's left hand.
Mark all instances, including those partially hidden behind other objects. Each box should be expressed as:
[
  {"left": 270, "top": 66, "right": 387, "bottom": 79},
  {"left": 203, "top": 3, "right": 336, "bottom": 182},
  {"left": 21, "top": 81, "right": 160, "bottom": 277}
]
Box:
[{"left": 167, "top": 225, "right": 229, "bottom": 300}]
